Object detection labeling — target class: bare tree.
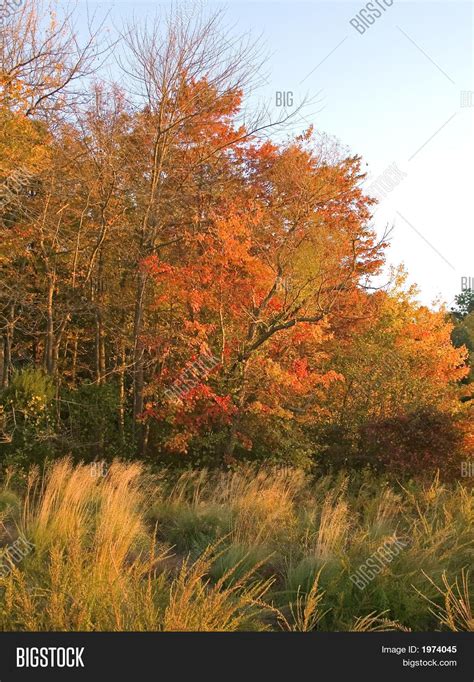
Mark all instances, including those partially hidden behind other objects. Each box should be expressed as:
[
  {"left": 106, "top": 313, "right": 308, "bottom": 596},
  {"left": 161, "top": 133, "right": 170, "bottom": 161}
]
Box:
[{"left": 0, "top": 0, "right": 110, "bottom": 119}]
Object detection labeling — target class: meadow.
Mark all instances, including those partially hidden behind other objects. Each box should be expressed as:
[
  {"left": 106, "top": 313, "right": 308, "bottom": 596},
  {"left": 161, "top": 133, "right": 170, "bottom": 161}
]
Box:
[{"left": 0, "top": 458, "right": 472, "bottom": 632}]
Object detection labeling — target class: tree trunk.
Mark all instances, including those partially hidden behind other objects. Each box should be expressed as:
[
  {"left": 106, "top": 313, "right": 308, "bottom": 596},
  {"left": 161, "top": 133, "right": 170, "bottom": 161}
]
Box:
[
  {"left": 2, "top": 305, "right": 15, "bottom": 387},
  {"left": 118, "top": 344, "right": 126, "bottom": 442},
  {"left": 44, "top": 279, "right": 55, "bottom": 374},
  {"left": 71, "top": 334, "right": 78, "bottom": 384},
  {"left": 133, "top": 271, "right": 147, "bottom": 455},
  {"left": 94, "top": 257, "right": 106, "bottom": 384},
  {"left": 133, "top": 271, "right": 146, "bottom": 416},
  {"left": 224, "top": 362, "right": 248, "bottom": 463},
  {"left": 0, "top": 335, "right": 5, "bottom": 388},
  {"left": 95, "top": 310, "right": 106, "bottom": 384}
]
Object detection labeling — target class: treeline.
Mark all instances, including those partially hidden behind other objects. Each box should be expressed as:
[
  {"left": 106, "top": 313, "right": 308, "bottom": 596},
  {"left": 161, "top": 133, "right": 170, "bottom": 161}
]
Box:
[{"left": 0, "top": 2, "right": 472, "bottom": 474}]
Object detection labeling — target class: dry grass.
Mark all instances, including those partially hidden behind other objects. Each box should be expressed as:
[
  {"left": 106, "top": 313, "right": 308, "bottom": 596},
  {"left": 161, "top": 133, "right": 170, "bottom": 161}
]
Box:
[
  {"left": 1, "top": 458, "right": 162, "bottom": 630},
  {"left": 351, "top": 611, "right": 409, "bottom": 632},
  {"left": 162, "top": 544, "right": 273, "bottom": 631},
  {"left": 314, "top": 480, "right": 350, "bottom": 561},
  {"left": 415, "top": 570, "right": 474, "bottom": 632},
  {"left": 278, "top": 569, "right": 328, "bottom": 631},
  {"left": 0, "top": 458, "right": 472, "bottom": 631}
]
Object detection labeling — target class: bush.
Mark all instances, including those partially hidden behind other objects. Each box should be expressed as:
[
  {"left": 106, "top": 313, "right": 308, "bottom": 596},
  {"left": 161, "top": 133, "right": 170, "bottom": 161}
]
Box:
[
  {"left": 61, "top": 382, "right": 135, "bottom": 462},
  {"left": 0, "top": 368, "right": 56, "bottom": 468},
  {"left": 360, "top": 408, "right": 466, "bottom": 478}
]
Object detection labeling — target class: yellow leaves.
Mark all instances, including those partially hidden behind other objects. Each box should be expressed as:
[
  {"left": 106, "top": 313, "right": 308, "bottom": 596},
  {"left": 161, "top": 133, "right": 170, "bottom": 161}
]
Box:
[
  {"left": 164, "top": 433, "right": 191, "bottom": 455},
  {"left": 324, "top": 286, "right": 469, "bottom": 430},
  {"left": 0, "top": 100, "right": 51, "bottom": 177}
]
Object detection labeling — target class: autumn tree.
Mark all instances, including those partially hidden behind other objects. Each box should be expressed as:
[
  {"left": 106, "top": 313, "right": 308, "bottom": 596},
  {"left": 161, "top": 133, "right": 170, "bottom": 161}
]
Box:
[
  {"left": 316, "top": 275, "right": 470, "bottom": 473},
  {"left": 142, "top": 129, "right": 386, "bottom": 461}
]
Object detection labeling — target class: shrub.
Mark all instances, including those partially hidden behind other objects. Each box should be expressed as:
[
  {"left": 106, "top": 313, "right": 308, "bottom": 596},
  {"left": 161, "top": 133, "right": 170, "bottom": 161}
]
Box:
[
  {"left": 0, "top": 369, "right": 55, "bottom": 468},
  {"left": 61, "top": 382, "right": 135, "bottom": 461},
  {"left": 360, "top": 408, "right": 466, "bottom": 478}
]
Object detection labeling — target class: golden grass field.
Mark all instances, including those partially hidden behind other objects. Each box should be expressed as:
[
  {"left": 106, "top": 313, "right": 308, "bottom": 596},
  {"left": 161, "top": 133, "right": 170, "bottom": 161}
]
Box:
[{"left": 0, "top": 459, "right": 472, "bottom": 631}]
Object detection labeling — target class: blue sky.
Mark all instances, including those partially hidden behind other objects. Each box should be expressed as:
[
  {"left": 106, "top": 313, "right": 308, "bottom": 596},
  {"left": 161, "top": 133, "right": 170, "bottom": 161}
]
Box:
[{"left": 72, "top": 0, "right": 473, "bottom": 307}]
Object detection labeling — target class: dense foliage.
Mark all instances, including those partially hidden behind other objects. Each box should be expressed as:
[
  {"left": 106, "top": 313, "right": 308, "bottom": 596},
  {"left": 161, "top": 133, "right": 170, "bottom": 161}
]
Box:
[{"left": 0, "top": 3, "right": 472, "bottom": 477}]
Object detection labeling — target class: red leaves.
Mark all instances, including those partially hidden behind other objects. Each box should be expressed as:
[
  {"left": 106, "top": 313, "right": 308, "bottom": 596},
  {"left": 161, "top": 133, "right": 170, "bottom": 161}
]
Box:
[
  {"left": 292, "top": 357, "right": 309, "bottom": 380},
  {"left": 137, "top": 110, "right": 464, "bottom": 466}
]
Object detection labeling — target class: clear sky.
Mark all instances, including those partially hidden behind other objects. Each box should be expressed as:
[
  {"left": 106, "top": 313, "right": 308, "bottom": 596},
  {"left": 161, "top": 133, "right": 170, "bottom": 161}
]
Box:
[{"left": 72, "top": 0, "right": 473, "bottom": 308}]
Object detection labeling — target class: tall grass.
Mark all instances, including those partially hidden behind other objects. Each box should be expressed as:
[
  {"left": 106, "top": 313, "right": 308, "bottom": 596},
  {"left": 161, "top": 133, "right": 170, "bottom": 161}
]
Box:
[{"left": 0, "top": 459, "right": 472, "bottom": 631}]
